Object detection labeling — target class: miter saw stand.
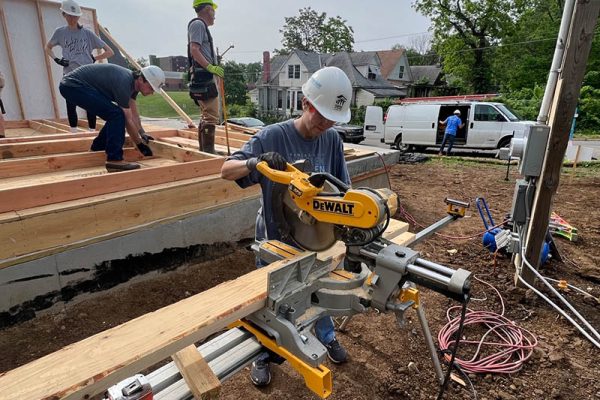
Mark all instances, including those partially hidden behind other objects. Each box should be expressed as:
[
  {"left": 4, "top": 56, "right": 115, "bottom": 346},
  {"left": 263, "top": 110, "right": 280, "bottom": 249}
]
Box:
[{"left": 105, "top": 200, "right": 471, "bottom": 400}]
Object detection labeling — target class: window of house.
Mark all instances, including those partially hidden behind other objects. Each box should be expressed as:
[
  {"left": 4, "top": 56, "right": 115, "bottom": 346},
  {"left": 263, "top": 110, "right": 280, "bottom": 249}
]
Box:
[
  {"left": 277, "top": 90, "right": 283, "bottom": 109},
  {"left": 368, "top": 66, "right": 376, "bottom": 80},
  {"left": 288, "top": 64, "right": 301, "bottom": 79},
  {"left": 286, "top": 91, "right": 292, "bottom": 109},
  {"left": 474, "top": 104, "right": 505, "bottom": 122},
  {"left": 398, "top": 65, "right": 405, "bottom": 79},
  {"left": 296, "top": 91, "right": 303, "bottom": 111}
]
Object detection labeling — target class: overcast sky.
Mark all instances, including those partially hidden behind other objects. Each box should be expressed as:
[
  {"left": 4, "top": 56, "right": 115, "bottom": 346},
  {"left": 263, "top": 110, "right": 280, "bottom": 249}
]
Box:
[{"left": 82, "top": 0, "right": 432, "bottom": 64}]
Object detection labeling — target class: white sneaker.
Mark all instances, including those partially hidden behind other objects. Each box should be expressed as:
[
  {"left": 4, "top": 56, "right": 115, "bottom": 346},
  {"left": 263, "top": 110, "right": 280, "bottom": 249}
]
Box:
[
  {"left": 69, "top": 127, "right": 78, "bottom": 133},
  {"left": 88, "top": 128, "right": 96, "bottom": 132}
]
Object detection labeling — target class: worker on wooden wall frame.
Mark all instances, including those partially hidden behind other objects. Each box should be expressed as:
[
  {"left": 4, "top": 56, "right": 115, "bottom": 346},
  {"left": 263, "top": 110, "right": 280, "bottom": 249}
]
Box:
[
  {"left": 59, "top": 64, "right": 165, "bottom": 172},
  {"left": 45, "top": 0, "right": 114, "bottom": 133},
  {"left": 188, "top": 0, "right": 224, "bottom": 154}
]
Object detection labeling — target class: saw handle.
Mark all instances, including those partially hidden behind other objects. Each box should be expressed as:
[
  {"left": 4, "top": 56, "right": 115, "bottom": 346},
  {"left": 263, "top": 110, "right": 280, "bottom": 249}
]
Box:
[
  {"left": 308, "top": 173, "right": 350, "bottom": 193},
  {"left": 256, "top": 161, "right": 298, "bottom": 185}
]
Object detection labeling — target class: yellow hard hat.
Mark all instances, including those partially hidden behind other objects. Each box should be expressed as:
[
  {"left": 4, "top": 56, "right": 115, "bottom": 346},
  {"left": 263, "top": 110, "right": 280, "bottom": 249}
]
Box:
[{"left": 193, "top": 0, "right": 217, "bottom": 9}]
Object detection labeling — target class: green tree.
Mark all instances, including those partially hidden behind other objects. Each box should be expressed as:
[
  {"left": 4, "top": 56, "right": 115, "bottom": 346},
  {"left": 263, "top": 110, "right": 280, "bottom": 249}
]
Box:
[
  {"left": 244, "top": 62, "right": 263, "bottom": 84},
  {"left": 223, "top": 61, "right": 247, "bottom": 105},
  {"left": 414, "top": 0, "right": 528, "bottom": 93},
  {"left": 278, "top": 7, "right": 354, "bottom": 54}
]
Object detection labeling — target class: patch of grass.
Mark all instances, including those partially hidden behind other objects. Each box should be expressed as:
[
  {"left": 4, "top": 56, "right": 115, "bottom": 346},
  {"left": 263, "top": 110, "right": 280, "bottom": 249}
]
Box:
[{"left": 136, "top": 91, "right": 200, "bottom": 118}]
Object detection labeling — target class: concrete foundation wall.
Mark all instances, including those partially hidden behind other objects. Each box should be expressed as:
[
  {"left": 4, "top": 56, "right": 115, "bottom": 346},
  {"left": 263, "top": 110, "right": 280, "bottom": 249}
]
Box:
[{"left": 0, "top": 150, "right": 399, "bottom": 324}]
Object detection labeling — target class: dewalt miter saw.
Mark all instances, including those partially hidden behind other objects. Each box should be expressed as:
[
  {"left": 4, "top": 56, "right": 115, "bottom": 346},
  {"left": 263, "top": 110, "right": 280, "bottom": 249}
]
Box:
[{"left": 229, "top": 161, "right": 473, "bottom": 398}]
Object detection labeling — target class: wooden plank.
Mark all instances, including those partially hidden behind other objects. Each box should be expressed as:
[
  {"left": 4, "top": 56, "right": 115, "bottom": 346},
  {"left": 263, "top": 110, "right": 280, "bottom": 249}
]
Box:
[
  {"left": 35, "top": 0, "right": 60, "bottom": 119},
  {"left": 40, "top": 119, "right": 85, "bottom": 132},
  {"left": 4, "top": 121, "right": 30, "bottom": 129},
  {"left": 28, "top": 120, "right": 65, "bottom": 134},
  {"left": 149, "top": 140, "right": 216, "bottom": 162},
  {"left": 0, "top": 176, "right": 259, "bottom": 263},
  {"left": 383, "top": 219, "right": 410, "bottom": 239},
  {"left": 521, "top": 0, "right": 600, "bottom": 285},
  {"left": 0, "top": 6, "right": 25, "bottom": 119},
  {"left": 0, "top": 224, "right": 402, "bottom": 399},
  {"left": 172, "top": 346, "right": 221, "bottom": 400},
  {"left": 178, "top": 128, "right": 250, "bottom": 142},
  {"left": 0, "top": 158, "right": 224, "bottom": 213},
  {"left": 0, "top": 260, "right": 284, "bottom": 400},
  {"left": 0, "top": 148, "right": 143, "bottom": 178},
  {"left": 0, "top": 131, "right": 96, "bottom": 144},
  {"left": 0, "top": 137, "right": 95, "bottom": 159}
]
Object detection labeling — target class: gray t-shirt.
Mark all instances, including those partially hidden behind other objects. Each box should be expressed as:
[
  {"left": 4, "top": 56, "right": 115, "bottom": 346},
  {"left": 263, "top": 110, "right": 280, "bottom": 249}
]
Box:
[
  {"left": 188, "top": 19, "right": 214, "bottom": 65},
  {"left": 228, "top": 119, "right": 350, "bottom": 242},
  {"left": 49, "top": 26, "right": 106, "bottom": 74},
  {"left": 61, "top": 64, "right": 137, "bottom": 108}
]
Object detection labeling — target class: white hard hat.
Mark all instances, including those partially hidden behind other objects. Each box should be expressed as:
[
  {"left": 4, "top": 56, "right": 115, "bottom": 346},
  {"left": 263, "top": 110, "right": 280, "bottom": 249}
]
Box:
[
  {"left": 60, "top": 0, "right": 82, "bottom": 16},
  {"left": 453, "top": 109, "right": 461, "bottom": 115},
  {"left": 141, "top": 65, "right": 165, "bottom": 92},
  {"left": 302, "top": 66, "right": 352, "bottom": 123}
]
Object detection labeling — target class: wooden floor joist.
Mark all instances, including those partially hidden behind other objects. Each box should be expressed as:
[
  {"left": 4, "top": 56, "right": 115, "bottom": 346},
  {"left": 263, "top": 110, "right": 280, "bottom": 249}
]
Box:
[
  {"left": 0, "top": 221, "right": 410, "bottom": 400},
  {"left": 0, "top": 176, "right": 260, "bottom": 265}
]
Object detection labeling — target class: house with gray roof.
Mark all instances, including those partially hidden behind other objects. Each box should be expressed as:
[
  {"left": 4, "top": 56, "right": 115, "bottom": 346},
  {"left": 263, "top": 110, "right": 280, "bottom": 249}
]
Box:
[{"left": 255, "top": 49, "right": 407, "bottom": 117}]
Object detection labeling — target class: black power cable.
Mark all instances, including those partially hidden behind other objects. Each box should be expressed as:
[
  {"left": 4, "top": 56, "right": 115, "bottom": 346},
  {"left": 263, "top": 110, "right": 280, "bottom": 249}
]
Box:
[{"left": 436, "top": 294, "right": 470, "bottom": 400}]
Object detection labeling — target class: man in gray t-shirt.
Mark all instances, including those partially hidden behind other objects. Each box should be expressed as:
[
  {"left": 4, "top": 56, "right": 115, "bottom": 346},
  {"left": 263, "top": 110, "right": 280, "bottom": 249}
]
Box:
[
  {"left": 59, "top": 64, "right": 165, "bottom": 172},
  {"left": 188, "top": 0, "right": 223, "bottom": 154},
  {"left": 221, "top": 66, "right": 353, "bottom": 387}
]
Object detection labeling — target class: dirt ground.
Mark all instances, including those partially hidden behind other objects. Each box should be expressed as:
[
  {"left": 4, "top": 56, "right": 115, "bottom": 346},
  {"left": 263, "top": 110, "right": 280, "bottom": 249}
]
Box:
[{"left": 1, "top": 158, "right": 599, "bottom": 400}]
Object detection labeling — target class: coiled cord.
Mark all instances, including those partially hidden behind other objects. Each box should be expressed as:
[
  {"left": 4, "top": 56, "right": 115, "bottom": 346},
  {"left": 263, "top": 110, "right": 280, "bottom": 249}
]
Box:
[{"left": 437, "top": 277, "right": 538, "bottom": 374}]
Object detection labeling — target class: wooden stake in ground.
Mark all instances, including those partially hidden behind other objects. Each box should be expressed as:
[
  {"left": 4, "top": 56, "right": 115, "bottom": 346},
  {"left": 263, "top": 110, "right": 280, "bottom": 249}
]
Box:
[
  {"left": 98, "top": 25, "right": 196, "bottom": 129},
  {"left": 218, "top": 78, "right": 231, "bottom": 156}
]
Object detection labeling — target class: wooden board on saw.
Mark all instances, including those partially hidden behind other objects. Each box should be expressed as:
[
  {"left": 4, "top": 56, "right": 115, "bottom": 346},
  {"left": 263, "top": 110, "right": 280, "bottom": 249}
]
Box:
[{"left": 0, "top": 220, "right": 406, "bottom": 400}]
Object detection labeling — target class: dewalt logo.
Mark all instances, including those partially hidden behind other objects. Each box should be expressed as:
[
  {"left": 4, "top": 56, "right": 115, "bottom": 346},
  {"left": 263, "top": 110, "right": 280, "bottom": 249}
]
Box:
[{"left": 313, "top": 200, "right": 355, "bottom": 215}]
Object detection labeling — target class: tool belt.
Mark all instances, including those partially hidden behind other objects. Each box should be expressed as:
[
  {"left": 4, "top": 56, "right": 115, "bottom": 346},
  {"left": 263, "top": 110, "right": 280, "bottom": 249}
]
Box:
[{"left": 189, "top": 67, "right": 218, "bottom": 103}]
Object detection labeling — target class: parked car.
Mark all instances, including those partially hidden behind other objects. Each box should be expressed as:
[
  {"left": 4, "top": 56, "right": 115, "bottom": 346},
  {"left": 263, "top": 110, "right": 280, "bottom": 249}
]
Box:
[
  {"left": 333, "top": 123, "right": 365, "bottom": 144},
  {"left": 226, "top": 117, "right": 265, "bottom": 128}
]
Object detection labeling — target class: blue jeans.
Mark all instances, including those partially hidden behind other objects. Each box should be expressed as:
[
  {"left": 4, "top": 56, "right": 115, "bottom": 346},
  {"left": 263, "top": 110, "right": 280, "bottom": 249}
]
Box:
[
  {"left": 59, "top": 84, "right": 126, "bottom": 161},
  {"left": 439, "top": 133, "right": 456, "bottom": 155}
]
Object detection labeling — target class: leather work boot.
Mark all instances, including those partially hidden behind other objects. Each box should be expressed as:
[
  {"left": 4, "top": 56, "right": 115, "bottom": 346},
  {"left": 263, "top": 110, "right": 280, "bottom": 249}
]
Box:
[
  {"left": 201, "top": 124, "right": 216, "bottom": 154},
  {"left": 197, "top": 121, "right": 206, "bottom": 151}
]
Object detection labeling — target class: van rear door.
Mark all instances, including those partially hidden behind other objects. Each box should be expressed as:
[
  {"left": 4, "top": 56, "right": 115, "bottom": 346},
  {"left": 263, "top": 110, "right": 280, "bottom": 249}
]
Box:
[{"left": 364, "top": 106, "right": 384, "bottom": 140}]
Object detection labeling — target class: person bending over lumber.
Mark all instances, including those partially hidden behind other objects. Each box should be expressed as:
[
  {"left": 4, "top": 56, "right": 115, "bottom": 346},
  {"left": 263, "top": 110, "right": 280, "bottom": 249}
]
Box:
[{"left": 59, "top": 63, "right": 165, "bottom": 172}]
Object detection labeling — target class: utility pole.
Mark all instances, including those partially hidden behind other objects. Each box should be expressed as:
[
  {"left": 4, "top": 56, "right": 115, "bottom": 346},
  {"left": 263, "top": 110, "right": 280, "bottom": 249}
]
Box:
[{"left": 519, "top": 0, "right": 600, "bottom": 285}]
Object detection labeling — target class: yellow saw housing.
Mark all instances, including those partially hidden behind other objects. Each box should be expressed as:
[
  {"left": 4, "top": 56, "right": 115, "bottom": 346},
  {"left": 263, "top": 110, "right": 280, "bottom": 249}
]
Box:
[{"left": 256, "top": 162, "right": 397, "bottom": 229}]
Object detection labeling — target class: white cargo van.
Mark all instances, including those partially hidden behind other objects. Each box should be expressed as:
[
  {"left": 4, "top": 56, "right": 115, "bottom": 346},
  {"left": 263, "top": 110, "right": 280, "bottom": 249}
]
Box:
[{"left": 364, "top": 102, "right": 535, "bottom": 152}]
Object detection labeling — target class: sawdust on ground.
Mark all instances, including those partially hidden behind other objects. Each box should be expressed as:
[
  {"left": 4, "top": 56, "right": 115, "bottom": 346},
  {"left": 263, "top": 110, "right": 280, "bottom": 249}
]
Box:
[{"left": 0, "top": 158, "right": 599, "bottom": 400}]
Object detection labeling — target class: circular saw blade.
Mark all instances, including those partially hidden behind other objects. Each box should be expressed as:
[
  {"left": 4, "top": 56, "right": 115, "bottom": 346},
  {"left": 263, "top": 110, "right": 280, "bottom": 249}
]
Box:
[{"left": 272, "top": 181, "right": 339, "bottom": 252}]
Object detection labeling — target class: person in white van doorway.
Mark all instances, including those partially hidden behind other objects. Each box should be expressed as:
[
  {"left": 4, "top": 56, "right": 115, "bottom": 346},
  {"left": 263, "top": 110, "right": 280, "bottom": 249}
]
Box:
[{"left": 438, "top": 109, "right": 465, "bottom": 156}]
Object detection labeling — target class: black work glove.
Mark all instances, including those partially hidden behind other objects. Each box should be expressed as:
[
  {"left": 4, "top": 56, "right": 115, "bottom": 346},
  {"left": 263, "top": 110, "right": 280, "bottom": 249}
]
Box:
[
  {"left": 54, "top": 57, "right": 69, "bottom": 67},
  {"left": 137, "top": 142, "right": 153, "bottom": 157},
  {"left": 246, "top": 152, "right": 287, "bottom": 171},
  {"left": 140, "top": 132, "right": 155, "bottom": 144}
]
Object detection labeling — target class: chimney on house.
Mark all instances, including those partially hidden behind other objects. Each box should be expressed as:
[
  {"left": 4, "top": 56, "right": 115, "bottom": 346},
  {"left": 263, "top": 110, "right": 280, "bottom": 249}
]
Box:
[{"left": 262, "top": 51, "right": 270, "bottom": 83}]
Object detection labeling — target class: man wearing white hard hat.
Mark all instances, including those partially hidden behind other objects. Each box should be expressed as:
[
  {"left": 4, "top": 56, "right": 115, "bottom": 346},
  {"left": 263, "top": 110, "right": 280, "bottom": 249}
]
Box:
[
  {"left": 59, "top": 64, "right": 165, "bottom": 172},
  {"left": 45, "top": 0, "right": 114, "bottom": 133},
  {"left": 438, "top": 109, "right": 465, "bottom": 156},
  {"left": 221, "top": 66, "right": 352, "bottom": 386}
]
